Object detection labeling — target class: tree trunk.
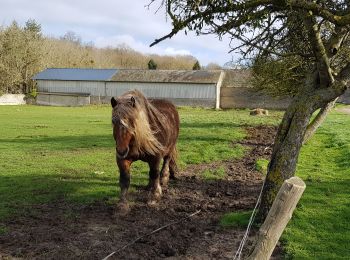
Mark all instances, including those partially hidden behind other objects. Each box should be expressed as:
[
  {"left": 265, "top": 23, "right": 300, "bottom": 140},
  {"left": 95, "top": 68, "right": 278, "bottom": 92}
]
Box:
[
  {"left": 302, "top": 99, "right": 337, "bottom": 144},
  {"left": 257, "top": 83, "right": 345, "bottom": 222},
  {"left": 257, "top": 95, "right": 314, "bottom": 221}
]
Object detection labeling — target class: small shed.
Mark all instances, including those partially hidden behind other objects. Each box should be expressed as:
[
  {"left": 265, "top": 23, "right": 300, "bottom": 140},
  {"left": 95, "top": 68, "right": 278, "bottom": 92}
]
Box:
[
  {"left": 33, "top": 68, "right": 223, "bottom": 107},
  {"left": 220, "top": 70, "right": 292, "bottom": 109}
]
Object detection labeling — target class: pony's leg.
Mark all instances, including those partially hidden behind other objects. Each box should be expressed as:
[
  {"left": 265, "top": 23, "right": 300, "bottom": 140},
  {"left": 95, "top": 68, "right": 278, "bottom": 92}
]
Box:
[
  {"left": 169, "top": 156, "right": 178, "bottom": 180},
  {"left": 147, "top": 158, "right": 162, "bottom": 205},
  {"left": 160, "top": 156, "right": 170, "bottom": 186},
  {"left": 117, "top": 159, "right": 132, "bottom": 211}
]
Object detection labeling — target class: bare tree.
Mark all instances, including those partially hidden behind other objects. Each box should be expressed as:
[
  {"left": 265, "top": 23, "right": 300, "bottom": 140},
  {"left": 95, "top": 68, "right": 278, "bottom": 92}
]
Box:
[
  {"left": 0, "top": 20, "right": 43, "bottom": 94},
  {"left": 149, "top": 0, "right": 350, "bottom": 220}
]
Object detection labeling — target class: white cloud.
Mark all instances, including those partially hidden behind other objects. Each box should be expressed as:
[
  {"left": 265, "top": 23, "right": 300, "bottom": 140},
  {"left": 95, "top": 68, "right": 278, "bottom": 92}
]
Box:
[
  {"left": 94, "top": 34, "right": 192, "bottom": 57},
  {"left": 164, "top": 47, "right": 191, "bottom": 56},
  {"left": 0, "top": 0, "right": 241, "bottom": 66}
]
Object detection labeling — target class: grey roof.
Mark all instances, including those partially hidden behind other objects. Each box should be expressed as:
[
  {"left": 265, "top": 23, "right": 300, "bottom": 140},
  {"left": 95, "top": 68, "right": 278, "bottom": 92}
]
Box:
[
  {"left": 110, "top": 69, "right": 222, "bottom": 84},
  {"left": 32, "top": 68, "right": 118, "bottom": 81},
  {"left": 222, "top": 69, "right": 252, "bottom": 88},
  {"left": 32, "top": 68, "right": 252, "bottom": 87}
]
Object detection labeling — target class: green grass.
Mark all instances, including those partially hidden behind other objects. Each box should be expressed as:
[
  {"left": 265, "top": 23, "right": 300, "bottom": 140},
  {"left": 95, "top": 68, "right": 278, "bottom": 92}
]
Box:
[
  {"left": 202, "top": 166, "right": 226, "bottom": 180},
  {"left": 0, "top": 224, "right": 7, "bottom": 235},
  {"left": 220, "top": 211, "right": 253, "bottom": 228},
  {"left": 281, "top": 109, "right": 350, "bottom": 259},
  {"left": 215, "top": 107, "right": 350, "bottom": 259},
  {"left": 0, "top": 105, "right": 282, "bottom": 220},
  {"left": 1, "top": 105, "right": 349, "bottom": 259},
  {"left": 255, "top": 158, "right": 269, "bottom": 174}
]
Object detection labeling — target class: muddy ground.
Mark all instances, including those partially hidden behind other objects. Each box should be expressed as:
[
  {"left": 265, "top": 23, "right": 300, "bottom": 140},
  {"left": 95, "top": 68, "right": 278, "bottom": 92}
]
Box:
[{"left": 0, "top": 125, "right": 280, "bottom": 260}]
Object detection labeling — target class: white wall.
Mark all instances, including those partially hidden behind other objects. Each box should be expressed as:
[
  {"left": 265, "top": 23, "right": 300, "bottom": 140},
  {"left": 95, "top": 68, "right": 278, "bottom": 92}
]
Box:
[{"left": 0, "top": 94, "right": 26, "bottom": 105}]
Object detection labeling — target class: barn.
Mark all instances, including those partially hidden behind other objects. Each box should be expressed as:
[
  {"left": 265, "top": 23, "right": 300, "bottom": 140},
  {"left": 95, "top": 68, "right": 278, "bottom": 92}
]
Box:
[
  {"left": 33, "top": 68, "right": 117, "bottom": 106},
  {"left": 34, "top": 68, "right": 309, "bottom": 109},
  {"left": 33, "top": 68, "right": 224, "bottom": 108}
]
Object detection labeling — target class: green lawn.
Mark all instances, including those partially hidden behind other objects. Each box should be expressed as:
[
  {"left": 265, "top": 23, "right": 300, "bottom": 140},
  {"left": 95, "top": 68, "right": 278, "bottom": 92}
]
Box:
[
  {"left": 282, "top": 109, "right": 350, "bottom": 259},
  {"left": 0, "top": 105, "right": 281, "bottom": 220},
  {"left": 245, "top": 108, "right": 350, "bottom": 259},
  {"left": 0, "top": 105, "right": 349, "bottom": 259}
]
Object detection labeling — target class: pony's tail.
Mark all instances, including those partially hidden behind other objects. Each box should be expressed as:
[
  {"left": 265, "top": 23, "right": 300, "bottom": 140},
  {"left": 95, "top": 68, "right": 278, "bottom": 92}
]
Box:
[{"left": 169, "top": 146, "right": 179, "bottom": 179}]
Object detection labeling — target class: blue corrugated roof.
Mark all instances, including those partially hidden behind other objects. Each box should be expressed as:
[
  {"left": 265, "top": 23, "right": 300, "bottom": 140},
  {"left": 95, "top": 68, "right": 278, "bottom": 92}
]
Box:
[{"left": 32, "top": 68, "right": 118, "bottom": 81}]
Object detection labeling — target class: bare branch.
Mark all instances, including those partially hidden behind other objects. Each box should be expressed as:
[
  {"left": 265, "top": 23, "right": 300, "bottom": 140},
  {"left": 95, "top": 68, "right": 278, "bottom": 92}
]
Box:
[{"left": 303, "top": 11, "right": 334, "bottom": 87}]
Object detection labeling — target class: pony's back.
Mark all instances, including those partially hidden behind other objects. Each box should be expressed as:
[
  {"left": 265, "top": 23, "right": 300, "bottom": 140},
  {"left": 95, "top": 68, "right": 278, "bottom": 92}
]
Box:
[{"left": 149, "top": 98, "right": 179, "bottom": 151}]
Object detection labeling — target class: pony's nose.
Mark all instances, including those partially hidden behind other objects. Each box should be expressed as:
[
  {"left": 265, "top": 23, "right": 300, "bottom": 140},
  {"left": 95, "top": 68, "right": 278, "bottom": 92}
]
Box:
[{"left": 117, "top": 146, "right": 129, "bottom": 159}]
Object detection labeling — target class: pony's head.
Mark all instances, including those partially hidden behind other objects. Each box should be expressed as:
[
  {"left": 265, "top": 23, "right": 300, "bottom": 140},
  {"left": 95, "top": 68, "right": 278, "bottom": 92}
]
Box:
[
  {"left": 111, "top": 90, "right": 164, "bottom": 159},
  {"left": 111, "top": 94, "right": 136, "bottom": 159}
]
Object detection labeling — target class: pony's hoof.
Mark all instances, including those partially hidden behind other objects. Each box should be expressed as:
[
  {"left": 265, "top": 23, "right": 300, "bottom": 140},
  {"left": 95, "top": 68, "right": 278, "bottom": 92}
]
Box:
[
  {"left": 160, "top": 177, "right": 169, "bottom": 187},
  {"left": 115, "top": 201, "right": 130, "bottom": 216},
  {"left": 147, "top": 189, "right": 162, "bottom": 206},
  {"left": 147, "top": 199, "right": 158, "bottom": 207}
]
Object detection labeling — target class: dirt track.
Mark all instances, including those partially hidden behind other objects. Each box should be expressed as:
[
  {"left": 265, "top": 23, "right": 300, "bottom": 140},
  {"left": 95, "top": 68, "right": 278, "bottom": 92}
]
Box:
[
  {"left": 0, "top": 125, "right": 281, "bottom": 260},
  {"left": 337, "top": 106, "right": 350, "bottom": 114}
]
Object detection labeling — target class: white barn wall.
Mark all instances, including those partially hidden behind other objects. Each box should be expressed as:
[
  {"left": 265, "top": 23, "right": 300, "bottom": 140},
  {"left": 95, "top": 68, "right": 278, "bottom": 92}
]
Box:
[
  {"left": 37, "top": 80, "right": 106, "bottom": 96},
  {"left": 106, "top": 82, "right": 216, "bottom": 99},
  {"left": 106, "top": 82, "right": 216, "bottom": 107},
  {"left": 37, "top": 80, "right": 217, "bottom": 107}
]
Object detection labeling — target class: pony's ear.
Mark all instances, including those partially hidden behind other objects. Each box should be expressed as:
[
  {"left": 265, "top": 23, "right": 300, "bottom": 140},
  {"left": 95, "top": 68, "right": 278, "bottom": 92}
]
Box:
[
  {"left": 111, "top": 97, "right": 118, "bottom": 108},
  {"left": 130, "top": 96, "right": 136, "bottom": 107}
]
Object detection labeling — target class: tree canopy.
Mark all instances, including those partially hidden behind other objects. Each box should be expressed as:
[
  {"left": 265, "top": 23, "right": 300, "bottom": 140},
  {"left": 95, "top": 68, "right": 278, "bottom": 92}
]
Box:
[
  {"left": 0, "top": 20, "right": 43, "bottom": 94},
  {"left": 0, "top": 20, "right": 199, "bottom": 95},
  {"left": 192, "top": 60, "right": 201, "bottom": 70},
  {"left": 148, "top": 58, "right": 158, "bottom": 69},
  {"left": 151, "top": 1, "right": 350, "bottom": 91}
]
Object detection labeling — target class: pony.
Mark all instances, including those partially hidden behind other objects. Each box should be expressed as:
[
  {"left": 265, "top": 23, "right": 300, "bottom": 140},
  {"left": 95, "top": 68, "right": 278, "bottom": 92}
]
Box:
[{"left": 111, "top": 90, "right": 179, "bottom": 210}]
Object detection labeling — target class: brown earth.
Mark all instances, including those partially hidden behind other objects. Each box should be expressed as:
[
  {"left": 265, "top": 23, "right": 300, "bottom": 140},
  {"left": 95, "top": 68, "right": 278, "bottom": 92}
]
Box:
[
  {"left": 0, "top": 125, "right": 279, "bottom": 260},
  {"left": 337, "top": 106, "right": 350, "bottom": 115}
]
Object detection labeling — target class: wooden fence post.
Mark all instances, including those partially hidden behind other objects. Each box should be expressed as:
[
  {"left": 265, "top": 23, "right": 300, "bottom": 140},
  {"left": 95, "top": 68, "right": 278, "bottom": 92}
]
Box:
[{"left": 247, "top": 176, "right": 306, "bottom": 260}]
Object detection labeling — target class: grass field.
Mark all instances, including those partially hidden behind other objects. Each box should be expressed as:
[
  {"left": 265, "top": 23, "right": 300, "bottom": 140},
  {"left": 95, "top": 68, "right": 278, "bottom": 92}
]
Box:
[
  {"left": 0, "top": 105, "right": 281, "bottom": 220},
  {"left": 0, "top": 105, "right": 349, "bottom": 259},
  {"left": 282, "top": 108, "right": 350, "bottom": 259},
  {"left": 248, "top": 108, "right": 350, "bottom": 259}
]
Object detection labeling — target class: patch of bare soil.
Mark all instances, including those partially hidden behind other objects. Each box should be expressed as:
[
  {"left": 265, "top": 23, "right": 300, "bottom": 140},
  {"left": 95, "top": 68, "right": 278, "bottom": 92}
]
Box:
[
  {"left": 0, "top": 125, "right": 279, "bottom": 260},
  {"left": 337, "top": 106, "right": 350, "bottom": 114}
]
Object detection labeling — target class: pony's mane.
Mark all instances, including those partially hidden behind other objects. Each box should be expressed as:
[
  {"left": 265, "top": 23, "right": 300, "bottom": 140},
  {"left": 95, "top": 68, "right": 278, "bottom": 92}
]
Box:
[{"left": 112, "top": 90, "right": 167, "bottom": 155}]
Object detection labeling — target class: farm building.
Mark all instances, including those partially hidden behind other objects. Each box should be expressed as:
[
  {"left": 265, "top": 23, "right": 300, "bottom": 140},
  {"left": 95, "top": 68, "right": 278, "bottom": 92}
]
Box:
[
  {"left": 33, "top": 68, "right": 293, "bottom": 109},
  {"left": 33, "top": 68, "right": 222, "bottom": 107}
]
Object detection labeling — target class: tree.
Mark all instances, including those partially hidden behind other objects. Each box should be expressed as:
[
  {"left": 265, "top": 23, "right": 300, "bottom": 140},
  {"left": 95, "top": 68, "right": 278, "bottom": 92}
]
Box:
[
  {"left": 148, "top": 58, "right": 158, "bottom": 70},
  {"left": 25, "top": 19, "right": 42, "bottom": 36},
  {"left": 23, "top": 19, "right": 43, "bottom": 93},
  {"left": 150, "top": 1, "right": 350, "bottom": 220},
  {"left": 205, "top": 62, "right": 222, "bottom": 70},
  {"left": 60, "top": 31, "right": 82, "bottom": 45},
  {"left": 250, "top": 9, "right": 350, "bottom": 144},
  {"left": 0, "top": 20, "right": 43, "bottom": 94},
  {"left": 192, "top": 60, "right": 201, "bottom": 70}
]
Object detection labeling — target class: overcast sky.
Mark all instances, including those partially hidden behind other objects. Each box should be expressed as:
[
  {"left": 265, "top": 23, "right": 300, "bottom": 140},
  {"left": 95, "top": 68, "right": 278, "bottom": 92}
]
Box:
[{"left": 0, "top": 0, "right": 239, "bottom": 66}]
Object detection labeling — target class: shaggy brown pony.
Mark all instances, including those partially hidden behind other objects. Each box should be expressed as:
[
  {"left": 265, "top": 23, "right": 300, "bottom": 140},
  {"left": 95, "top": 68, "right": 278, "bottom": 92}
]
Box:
[{"left": 111, "top": 90, "right": 179, "bottom": 210}]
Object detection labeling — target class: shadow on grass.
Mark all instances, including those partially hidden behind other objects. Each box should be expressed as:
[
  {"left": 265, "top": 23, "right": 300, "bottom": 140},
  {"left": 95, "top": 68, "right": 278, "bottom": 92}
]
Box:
[
  {"left": 317, "top": 131, "right": 350, "bottom": 170},
  {"left": 334, "top": 146, "right": 350, "bottom": 169},
  {"left": 2, "top": 122, "right": 243, "bottom": 150},
  {"left": 0, "top": 173, "right": 115, "bottom": 220},
  {"left": 0, "top": 134, "right": 115, "bottom": 150}
]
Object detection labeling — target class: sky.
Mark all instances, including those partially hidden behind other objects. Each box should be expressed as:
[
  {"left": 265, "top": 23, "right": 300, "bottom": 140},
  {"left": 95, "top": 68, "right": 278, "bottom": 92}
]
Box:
[{"left": 0, "top": 0, "right": 239, "bottom": 66}]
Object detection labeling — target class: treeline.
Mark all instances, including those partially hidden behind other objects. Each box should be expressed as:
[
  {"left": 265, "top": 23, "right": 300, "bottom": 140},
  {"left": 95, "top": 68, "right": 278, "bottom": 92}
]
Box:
[{"left": 0, "top": 20, "right": 216, "bottom": 95}]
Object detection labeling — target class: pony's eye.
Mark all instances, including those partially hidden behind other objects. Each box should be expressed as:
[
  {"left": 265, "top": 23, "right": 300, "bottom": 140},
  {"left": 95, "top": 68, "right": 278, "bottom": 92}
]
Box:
[{"left": 120, "top": 119, "right": 128, "bottom": 128}]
